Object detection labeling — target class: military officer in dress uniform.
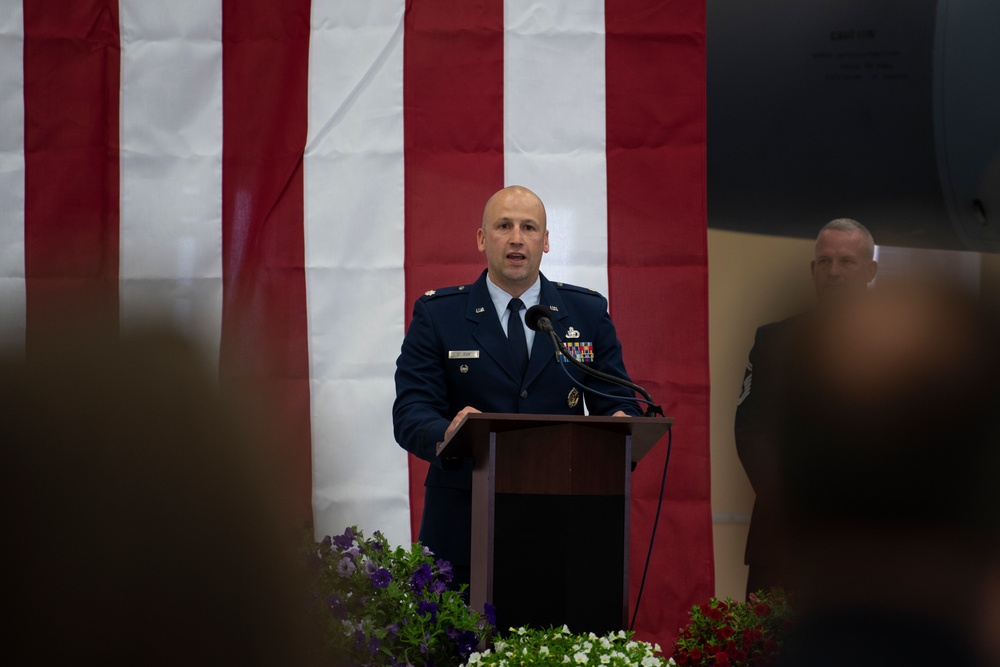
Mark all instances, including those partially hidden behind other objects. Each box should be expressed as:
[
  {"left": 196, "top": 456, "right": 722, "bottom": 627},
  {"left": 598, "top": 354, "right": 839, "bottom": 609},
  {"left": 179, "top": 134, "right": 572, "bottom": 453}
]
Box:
[
  {"left": 392, "top": 185, "right": 642, "bottom": 588},
  {"left": 735, "top": 218, "right": 879, "bottom": 599}
]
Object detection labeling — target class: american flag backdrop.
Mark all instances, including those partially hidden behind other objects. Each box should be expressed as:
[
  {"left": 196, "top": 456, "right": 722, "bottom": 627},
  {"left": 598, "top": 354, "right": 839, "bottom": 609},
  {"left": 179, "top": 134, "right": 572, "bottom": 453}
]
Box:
[{"left": 3, "top": 0, "right": 710, "bottom": 646}]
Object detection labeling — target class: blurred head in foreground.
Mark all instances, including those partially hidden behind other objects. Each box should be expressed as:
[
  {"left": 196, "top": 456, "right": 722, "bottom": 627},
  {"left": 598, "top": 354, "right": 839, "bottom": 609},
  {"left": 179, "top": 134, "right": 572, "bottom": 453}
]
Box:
[
  {"left": 2, "top": 331, "right": 317, "bottom": 664},
  {"left": 775, "top": 281, "right": 1000, "bottom": 664}
]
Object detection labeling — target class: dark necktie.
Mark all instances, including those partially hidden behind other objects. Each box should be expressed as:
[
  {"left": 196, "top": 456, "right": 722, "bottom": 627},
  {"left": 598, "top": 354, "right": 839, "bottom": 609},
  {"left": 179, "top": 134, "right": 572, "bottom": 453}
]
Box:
[{"left": 507, "top": 298, "right": 528, "bottom": 379}]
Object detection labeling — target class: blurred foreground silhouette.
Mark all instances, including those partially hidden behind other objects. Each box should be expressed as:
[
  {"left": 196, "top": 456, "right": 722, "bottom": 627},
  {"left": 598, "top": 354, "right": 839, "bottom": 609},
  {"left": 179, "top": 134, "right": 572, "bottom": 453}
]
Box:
[
  {"left": 772, "top": 281, "right": 1000, "bottom": 666},
  {"left": 2, "top": 330, "right": 321, "bottom": 664}
]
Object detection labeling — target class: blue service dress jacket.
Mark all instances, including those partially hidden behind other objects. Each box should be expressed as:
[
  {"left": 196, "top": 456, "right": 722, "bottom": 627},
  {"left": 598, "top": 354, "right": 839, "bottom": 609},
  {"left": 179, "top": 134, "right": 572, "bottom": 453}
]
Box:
[{"left": 392, "top": 269, "right": 641, "bottom": 575}]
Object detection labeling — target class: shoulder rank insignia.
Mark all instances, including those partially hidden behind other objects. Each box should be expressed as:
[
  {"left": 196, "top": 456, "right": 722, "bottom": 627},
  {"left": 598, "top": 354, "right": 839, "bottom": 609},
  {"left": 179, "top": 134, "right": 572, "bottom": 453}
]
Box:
[{"left": 424, "top": 289, "right": 436, "bottom": 296}]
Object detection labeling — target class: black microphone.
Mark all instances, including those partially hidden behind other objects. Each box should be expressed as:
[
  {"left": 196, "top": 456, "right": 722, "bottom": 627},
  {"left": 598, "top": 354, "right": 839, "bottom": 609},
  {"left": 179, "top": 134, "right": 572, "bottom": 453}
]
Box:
[
  {"left": 526, "top": 303, "right": 663, "bottom": 417},
  {"left": 525, "top": 304, "right": 554, "bottom": 333}
]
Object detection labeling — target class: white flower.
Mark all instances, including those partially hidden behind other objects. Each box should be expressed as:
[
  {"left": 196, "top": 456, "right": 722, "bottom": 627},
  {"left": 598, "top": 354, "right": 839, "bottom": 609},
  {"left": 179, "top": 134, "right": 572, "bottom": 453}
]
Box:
[
  {"left": 467, "top": 652, "right": 482, "bottom": 664},
  {"left": 561, "top": 625, "right": 572, "bottom": 634},
  {"left": 574, "top": 651, "right": 589, "bottom": 664},
  {"left": 640, "top": 657, "right": 662, "bottom": 667},
  {"left": 563, "top": 657, "right": 571, "bottom": 664},
  {"left": 600, "top": 655, "right": 611, "bottom": 664},
  {"left": 540, "top": 647, "right": 550, "bottom": 655}
]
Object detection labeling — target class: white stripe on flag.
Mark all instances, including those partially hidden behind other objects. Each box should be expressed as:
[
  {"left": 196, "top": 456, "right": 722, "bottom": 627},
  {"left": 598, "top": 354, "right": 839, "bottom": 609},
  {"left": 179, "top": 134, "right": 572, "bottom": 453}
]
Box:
[
  {"left": 118, "top": 1, "right": 223, "bottom": 361},
  {"left": 306, "top": 0, "right": 410, "bottom": 545},
  {"left": 504, "top": 0, "right": 610, "bottom": 296},
  {"left": 0, "top": 3, "right": 25, "bottom": 350}
]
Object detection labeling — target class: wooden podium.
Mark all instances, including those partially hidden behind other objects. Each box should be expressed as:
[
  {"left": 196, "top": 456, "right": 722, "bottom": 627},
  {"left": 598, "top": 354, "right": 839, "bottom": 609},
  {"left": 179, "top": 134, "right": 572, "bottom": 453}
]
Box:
[{"left": 436, "top": 413, "right": 672, "bottom": 633}]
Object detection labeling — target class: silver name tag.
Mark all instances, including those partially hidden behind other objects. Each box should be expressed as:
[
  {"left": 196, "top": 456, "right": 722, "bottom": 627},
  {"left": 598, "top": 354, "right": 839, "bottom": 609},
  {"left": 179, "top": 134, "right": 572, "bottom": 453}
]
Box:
[{"left": 448, "top": 350, "right": 480, "bottom": 359}]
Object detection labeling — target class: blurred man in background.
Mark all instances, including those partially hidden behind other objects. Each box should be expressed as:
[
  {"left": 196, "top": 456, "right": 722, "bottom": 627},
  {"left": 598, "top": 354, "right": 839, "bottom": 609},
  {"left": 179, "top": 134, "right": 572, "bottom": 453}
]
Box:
[{"left": 735, "top": 218, "right": 878, "bottom": 598}]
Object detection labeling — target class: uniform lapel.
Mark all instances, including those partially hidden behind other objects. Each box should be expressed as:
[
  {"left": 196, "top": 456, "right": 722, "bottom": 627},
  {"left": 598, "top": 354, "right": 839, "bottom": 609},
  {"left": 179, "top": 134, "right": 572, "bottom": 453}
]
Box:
[
  {"left": 468, "top": 271, "right": 522, "bottom": 384},
  {"left": 523, "top": 274, "right": 570, "bottom": 387}
]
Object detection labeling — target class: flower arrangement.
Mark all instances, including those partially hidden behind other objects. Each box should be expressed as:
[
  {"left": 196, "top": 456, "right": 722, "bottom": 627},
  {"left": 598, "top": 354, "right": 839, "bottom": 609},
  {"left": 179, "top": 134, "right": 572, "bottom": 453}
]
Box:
[
  {"left": 466, "top": 625, "right": 670, "bottom": 666},
  {"left": 304, "top": 526, "right": 495, "bottom": 666},
  {"left": 669, "top": 589, "right": 794, "bottom": 667}
]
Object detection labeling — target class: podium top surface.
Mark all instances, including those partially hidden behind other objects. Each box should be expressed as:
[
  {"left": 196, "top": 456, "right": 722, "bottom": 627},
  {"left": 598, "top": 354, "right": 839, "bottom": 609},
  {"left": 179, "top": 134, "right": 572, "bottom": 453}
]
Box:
[{"left": 436, "top": 412, "right": 673, "bottom": 463}]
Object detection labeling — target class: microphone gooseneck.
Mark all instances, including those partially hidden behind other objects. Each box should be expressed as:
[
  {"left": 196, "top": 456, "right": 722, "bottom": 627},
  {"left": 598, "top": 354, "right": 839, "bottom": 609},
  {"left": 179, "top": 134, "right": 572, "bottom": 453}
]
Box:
[{"left": 526, "top": 304, "right": 663, "bottom": 417}]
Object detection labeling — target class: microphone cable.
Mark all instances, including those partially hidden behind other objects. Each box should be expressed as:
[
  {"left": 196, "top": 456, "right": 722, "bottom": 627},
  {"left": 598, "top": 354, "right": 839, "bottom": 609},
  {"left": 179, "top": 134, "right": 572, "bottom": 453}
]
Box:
[
  {"left": 629, "top": 423, "right": 672, "bottom": 632},
  {"left": 538, "top": 323, "right": 673, "bottom": 631}
]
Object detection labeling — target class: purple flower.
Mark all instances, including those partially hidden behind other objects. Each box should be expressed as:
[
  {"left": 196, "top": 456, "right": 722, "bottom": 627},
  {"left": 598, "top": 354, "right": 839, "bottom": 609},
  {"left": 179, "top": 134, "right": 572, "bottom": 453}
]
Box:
[
  {"left": 370, "top": 567, "right": 392, "bottom": 589},
  {"left": 454, "top": 630, "right": 480, "bottom": 657},
  {"left": 411, "top": 562, "right": 433, "bottom": 592},
  {"left": 429, "top": 579, "right": 447, "bottom": 595},
  {"left": 417, "top": 600, "right": 439, "bottom": 623},
  {"left": 354, "top": 630, "right": 366, "bottom": 652},
  {"left": 386, "top": 622, "right": 400, "bottom": 639},
  {"left": 483, "top": 602, "right": 497, "bottom": 627},
  {"left": 368, "top": 636, "right": 380, "bottom": 655},
  {"left": 337, "top": 556, "right": 357, "bottom": 577},
  {"left": 364, "top": 559, "right": 380, "bottom": 575},
  {"left": 435, "top": 559, "right": 454, "bottom": 583},
  {"left": 332, "top": 527, "right": 356, "bottom": 550},
  {"left": 326, "top": 594, "right": 347, "bottom": 619}
]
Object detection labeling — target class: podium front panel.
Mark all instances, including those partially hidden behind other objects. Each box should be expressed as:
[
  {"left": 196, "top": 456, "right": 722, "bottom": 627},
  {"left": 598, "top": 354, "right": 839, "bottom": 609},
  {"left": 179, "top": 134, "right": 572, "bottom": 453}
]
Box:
[{"left": 469, "top": 421, "right": 631, "bottom": 633}]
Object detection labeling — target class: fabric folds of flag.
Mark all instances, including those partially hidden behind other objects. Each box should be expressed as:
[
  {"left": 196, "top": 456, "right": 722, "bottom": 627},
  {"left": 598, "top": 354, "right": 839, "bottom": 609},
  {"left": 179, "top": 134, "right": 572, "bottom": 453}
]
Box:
[{"left": 4, "top": 0, "right": 711, "bottom": 646}]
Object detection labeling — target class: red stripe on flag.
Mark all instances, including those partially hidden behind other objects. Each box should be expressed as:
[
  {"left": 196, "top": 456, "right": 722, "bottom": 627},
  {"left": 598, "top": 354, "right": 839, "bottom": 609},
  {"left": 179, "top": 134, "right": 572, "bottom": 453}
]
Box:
[
  {"left": 402, "top": 1, "right": 506, "bottom": 539},
  {"left": 23, "top": 2, "right": 121, "bottom": 352},
  {"left": 220, "top": 1, "right": 314, "bottom": 522},
  {"left": 606, "top": 0, "right": 713, "bottom": 646}
]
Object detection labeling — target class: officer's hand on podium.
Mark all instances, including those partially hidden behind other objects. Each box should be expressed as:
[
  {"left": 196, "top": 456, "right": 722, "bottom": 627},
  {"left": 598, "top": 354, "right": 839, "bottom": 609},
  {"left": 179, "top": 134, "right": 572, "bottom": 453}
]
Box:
[{"left": 445, "top": 405, "right": 482, "bottom": 441}]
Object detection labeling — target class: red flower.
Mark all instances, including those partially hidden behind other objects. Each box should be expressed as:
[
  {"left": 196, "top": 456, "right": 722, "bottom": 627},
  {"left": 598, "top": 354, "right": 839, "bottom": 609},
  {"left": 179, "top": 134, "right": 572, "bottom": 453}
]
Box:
[
  {"left": 708, "top": 607, "right": 725, "bottom": 621},
  {"left": 732, "top": 649, "right": 747, "bottom": 663},
  {"left": 743, "top": 628, "right": 764, "bottom": 644},
  {"left": 714, "top": 651, "right": 731, "bottom": 667},
  {"left": 700, "top": 604, "right": 712, "bottom": 615},
  {"left": 715, "top": 625, "right": 735, "bottom": 641},
  {"left": 690, "top": 648, "right": 703, "bottom": 662},
  {"left": 754, "top": 602, "right": 771, "bottom": 617},
  {"left": 674, "top": 650, "right": 689, "bottom": 665}
]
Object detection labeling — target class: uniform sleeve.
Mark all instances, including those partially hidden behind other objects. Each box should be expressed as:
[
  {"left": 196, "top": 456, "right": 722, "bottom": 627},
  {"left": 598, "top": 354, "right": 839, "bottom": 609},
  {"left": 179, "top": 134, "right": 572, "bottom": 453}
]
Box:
[
  {"left": 392, "top": 298, "right": 452, "bottom": 465},
  {"left": 582, "top": 297, "right": 643, "bottom": 417}
]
